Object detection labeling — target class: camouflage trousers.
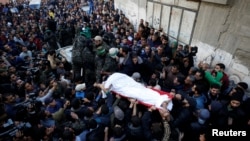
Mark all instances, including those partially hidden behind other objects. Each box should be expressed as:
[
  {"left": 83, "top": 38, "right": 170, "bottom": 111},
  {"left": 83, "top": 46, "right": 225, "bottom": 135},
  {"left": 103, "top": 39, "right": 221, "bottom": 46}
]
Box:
[
  {"left": 84, "top": 69, "right": 96, "bottom": 87},
  {"left": 72, "top": 63, "right": 84, "bottom": 82}
]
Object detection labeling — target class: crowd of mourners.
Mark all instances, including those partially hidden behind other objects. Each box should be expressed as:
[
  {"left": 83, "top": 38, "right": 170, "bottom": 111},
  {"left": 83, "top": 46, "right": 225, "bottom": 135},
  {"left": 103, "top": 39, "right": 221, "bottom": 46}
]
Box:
[{"left": 0, "top": 0, "right": 250, "bottom": 141}]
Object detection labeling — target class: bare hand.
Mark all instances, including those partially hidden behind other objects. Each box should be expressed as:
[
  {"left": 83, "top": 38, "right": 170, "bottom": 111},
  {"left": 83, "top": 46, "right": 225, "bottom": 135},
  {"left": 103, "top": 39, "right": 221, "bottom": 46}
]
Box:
[
  {"left": 104, "top": 127, "right": 109, "bottom": 133},
  {"left": 175, "top": 94, "right": 182, "bottom": 100},
  {"left": 128, "top": 98, "right": 136, "bottom": 104},
  {"left": 52, "top": 81, "right": 58, "bottom": 87},
  {"left": 116, "top": 94, "right": 121, "bottom": 99},
  {"left": 93, "top": 83, "right": 98, "bottom": 87},
  {"left": 149, "top": 105, "right": 156, "bottom": 111},
  {"left": 64, "top": 100, "right": 70, "bottom": 109},
  {"left": 82, "top": 98, "right": 90, "bottom": 103},
  {"left": 70, "top": 112, "right": 79, "bottom": 120},
  {"left": 15, "top": 130, "right": 23, "bottom": 138}
]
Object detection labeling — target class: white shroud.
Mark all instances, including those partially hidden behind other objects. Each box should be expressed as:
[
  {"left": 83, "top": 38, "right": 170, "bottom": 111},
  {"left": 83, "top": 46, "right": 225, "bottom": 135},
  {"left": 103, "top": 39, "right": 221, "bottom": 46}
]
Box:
[{"left": 104, "top": 73, "right": 173, "bottom": 110}]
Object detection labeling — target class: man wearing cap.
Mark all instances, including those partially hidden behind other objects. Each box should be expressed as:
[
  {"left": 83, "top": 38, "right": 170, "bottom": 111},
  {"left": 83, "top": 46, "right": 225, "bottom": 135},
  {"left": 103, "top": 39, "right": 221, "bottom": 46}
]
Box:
[
  {"left": 94, "top": 35, "right": 110, "bottom": 83},
  {"left": 80, "top": 23, "right": 91, "bottom": 39},
  {"left": 185, "top": 109, "right": 210, "bottom": 141},
  {"left": 94, "top": 35, "right": 110, "bottom": 53},
  {"left": 210, "top": 93, "right": 246, "bottom": 130},
  {"left": 223, "top": 81, "right": 249, "bottom": 101},
  {"left": 100, "top": 47, "right": 119, "bottom": 78}
]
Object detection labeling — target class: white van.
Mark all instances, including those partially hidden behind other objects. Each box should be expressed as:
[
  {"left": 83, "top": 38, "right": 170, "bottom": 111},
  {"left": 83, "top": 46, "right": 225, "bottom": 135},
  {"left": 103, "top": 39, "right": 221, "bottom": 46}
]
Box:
[{"left": 29, "top": 0, "right": 41, "bottom": 9}]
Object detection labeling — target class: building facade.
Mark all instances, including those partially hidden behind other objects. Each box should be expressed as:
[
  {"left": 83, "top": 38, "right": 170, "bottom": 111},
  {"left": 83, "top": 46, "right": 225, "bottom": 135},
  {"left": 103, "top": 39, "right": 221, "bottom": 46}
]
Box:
[{"left": 114, "top": 0, "right": 250, "bottom": 93}]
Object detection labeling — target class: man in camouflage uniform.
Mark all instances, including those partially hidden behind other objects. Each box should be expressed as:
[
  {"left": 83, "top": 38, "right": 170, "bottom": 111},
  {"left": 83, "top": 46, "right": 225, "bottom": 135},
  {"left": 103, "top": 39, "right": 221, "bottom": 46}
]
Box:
[
  {"left": 82, "top": 39, "right": 96, "bottom": 87},
  {"left": 94, "top": 36, "right": 111, "bottom": 83},
  {"left": 94, "top": 35, "right": 110, "bottom": 52},
  {"left": 44, "top": 29, "right": 58, "bottom": 51},
  {"left": 71, "top": 34, "right": 86, "bottom": 82},
  {"left": 101, "top": 47, "right": 119, "bottom": 80}
]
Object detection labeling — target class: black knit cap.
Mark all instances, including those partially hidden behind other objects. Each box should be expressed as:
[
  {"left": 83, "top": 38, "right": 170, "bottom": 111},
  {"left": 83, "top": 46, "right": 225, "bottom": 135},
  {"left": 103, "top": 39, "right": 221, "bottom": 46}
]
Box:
[
  {"left": 237, "top": 82, "right": 248, "bottom": 90},
  {"left": 231, "top": 93, "right": 243, "bottom": 102}
]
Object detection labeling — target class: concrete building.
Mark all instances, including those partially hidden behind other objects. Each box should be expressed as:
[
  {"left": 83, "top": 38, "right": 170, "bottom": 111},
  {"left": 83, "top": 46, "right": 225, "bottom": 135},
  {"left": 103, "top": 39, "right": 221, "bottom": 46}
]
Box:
[{"left": 114, "top": 0, "right": 250, "bottom": 93}]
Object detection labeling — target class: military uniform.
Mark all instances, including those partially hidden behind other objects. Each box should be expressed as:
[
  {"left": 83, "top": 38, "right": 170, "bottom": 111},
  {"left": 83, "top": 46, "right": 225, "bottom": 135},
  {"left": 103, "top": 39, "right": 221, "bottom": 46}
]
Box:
[
  {"left": 99, "top": 42, "right": 110, "bottom": 52},
  {"left": 102, "top": 56, "right": 119, "bottom": 75},
  {"left": 95, "top": 54, "right": 107, "bottom": 83},
  {"left": 94, "top": 45, "right": 110, "bottom": 83},
  {"left": 82, "top": 43, "right": 95, "bottom": 87},
  {"left": 71, "top": 35, "right": 87, "bottom": 81},
  {"left": 94, "top": 35, "right": 112, "bottom": 82},
  {"left": 44, "top": 30, "right": 58, "bottom": 51}
]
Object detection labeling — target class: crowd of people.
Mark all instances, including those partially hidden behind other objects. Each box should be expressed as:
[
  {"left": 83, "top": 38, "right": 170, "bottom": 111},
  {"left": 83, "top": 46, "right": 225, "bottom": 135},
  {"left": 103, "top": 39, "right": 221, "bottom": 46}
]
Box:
[{"left": 0, "top": 0, "right": 250, "bottom": 141}]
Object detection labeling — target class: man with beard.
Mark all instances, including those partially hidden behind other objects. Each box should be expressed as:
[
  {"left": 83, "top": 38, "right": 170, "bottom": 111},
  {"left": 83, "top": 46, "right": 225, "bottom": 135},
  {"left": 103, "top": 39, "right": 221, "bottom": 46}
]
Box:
[
  {"left": 162, "top": 64, "right": 185, "bottom": 92},
  {"left": 210, "top": 93, "right": 246, "bottom": 130},
  {"left": 94, "top": 36, "right": 110, "bottom": 83},
  {"left": 204, "top": 84, "right": 224, "bottom": 110}
]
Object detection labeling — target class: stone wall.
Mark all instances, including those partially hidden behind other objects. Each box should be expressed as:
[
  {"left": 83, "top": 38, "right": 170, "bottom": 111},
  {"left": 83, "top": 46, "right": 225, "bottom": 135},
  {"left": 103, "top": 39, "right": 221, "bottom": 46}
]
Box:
[{"left": 193, "top": 0, "right": 250, "bottom": 92}]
